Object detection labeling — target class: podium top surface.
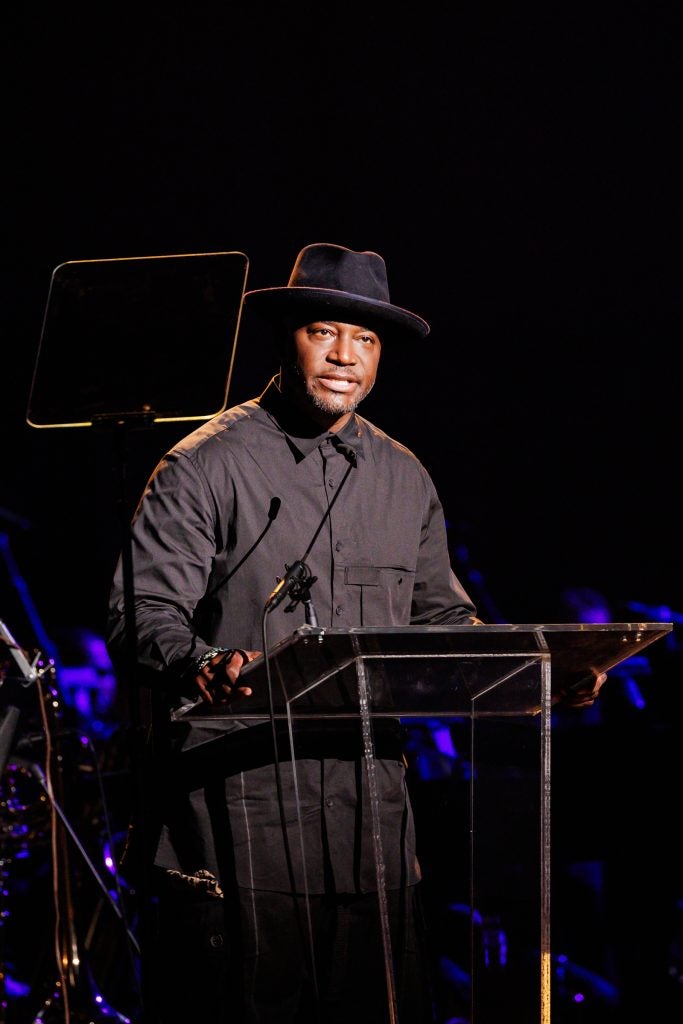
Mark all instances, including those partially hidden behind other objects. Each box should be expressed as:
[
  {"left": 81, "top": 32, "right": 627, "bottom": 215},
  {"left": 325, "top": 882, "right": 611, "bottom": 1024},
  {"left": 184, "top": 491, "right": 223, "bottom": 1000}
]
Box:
[{"left": 174, "top": 621, "right": 672, "bottom": 721}]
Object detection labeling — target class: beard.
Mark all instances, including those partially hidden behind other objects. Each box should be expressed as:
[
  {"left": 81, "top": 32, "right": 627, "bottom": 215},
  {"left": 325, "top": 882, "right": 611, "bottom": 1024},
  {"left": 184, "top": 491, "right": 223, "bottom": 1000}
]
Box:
[
  {"left": 307, "top": 379, "right": 373, "bottom": 416},
  {"left": 283, "top": 361, "right": 375, "bottom": 418}
]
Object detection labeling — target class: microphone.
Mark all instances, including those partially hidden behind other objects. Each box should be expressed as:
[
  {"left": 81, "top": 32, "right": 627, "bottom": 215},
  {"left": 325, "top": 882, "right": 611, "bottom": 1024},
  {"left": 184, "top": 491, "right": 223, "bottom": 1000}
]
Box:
[
  {"left": 262, "top": 442, "right": 355, "bottom": 617},
  {"left": 265, "top": 560, "right": 312, "bottom": 613}
]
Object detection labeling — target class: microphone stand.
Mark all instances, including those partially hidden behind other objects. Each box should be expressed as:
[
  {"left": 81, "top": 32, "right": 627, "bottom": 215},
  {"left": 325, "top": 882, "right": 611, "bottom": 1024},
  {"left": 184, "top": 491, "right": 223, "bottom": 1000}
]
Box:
[
  {"left": 260, "top": 572, "right": 323, "bottom": 1014},
  {"left": 269, "top": 563, "right": 320, "bottom": 626},
  {"left": 300, "top": 581, "right": 319, "bottom": 628}
]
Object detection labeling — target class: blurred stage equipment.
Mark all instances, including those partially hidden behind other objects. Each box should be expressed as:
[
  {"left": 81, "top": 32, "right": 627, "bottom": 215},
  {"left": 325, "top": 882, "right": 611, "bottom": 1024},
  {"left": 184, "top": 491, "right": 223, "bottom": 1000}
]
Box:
[
  {"left": 1, "top": 619, "right": 138, "bottom": 1021},
  {"left": 25, "top": 251, "right": 249, "bottom": 1023}
]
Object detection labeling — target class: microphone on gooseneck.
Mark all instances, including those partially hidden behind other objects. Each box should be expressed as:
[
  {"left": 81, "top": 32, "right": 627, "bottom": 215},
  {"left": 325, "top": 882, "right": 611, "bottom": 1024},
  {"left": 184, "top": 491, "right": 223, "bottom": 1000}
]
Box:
[
  {"left": 264, "top": 437, "right": 358, "bottom": 617},
  {"left": 264, "top": 559, "right": 312, "bottom": 613}
]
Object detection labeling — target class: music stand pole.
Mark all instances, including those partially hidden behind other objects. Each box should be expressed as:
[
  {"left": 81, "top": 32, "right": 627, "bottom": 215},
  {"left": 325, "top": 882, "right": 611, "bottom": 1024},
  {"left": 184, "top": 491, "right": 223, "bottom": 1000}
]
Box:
[{"left": 111, "top": 419, "right": 155, "bottom": 1024}]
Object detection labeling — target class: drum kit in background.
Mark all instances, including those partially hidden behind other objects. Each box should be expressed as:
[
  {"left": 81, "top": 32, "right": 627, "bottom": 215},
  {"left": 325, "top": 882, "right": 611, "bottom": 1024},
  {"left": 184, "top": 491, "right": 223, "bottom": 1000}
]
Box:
[{"left": 0, "top": 617, "right": 140, "bottom": 1024}]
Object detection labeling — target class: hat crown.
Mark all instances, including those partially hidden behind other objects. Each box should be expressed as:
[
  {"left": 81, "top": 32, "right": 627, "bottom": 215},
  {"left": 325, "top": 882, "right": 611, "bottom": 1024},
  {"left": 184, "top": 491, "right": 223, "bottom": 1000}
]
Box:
[
  {"left": 288, "top": 244, "right": 390, "bottom": 304},
  {"left": 244, "top": 241, "right": 430, "bottom": 341}
]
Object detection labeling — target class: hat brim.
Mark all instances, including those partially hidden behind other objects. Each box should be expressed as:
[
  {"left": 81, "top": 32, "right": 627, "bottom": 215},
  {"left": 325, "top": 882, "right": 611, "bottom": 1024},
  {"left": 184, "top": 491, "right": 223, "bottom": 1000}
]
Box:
[{"left": 243, "top": 286, "right": 430, "bottom": 341}]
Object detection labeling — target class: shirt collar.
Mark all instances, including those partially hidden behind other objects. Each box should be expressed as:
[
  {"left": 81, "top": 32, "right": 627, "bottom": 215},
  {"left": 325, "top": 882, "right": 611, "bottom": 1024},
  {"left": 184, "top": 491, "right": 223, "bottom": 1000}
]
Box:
[{"left": 258, "top": 377, "right": 367, "bottom": 463}]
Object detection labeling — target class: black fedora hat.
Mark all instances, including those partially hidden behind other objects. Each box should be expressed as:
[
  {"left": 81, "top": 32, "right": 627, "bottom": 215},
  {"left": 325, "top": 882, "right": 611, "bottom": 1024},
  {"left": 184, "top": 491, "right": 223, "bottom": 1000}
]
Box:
[{"left": 243, "top": 242, "right": 430, "bottom": 341}]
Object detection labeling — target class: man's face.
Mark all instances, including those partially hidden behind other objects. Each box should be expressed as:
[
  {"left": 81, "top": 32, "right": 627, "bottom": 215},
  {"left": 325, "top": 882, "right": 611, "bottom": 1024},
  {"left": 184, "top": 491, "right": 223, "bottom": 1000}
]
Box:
[{"left": 281, "top": 320, "right": 382, "bottom": 429}]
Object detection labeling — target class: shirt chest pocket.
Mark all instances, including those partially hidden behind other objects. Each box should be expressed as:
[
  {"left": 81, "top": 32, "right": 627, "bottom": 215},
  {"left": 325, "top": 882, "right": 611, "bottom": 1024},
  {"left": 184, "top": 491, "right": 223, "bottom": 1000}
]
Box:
[{"left": 344, "top": 565, "right": 415, "bottom": 624}]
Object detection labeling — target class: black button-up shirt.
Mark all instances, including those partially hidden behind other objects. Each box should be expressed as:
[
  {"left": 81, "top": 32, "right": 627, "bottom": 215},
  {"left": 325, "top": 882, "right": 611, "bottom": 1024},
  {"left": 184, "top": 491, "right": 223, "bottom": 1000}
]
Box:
[{"left": 107, "top": 378, "right": 477, "bottom": 893}]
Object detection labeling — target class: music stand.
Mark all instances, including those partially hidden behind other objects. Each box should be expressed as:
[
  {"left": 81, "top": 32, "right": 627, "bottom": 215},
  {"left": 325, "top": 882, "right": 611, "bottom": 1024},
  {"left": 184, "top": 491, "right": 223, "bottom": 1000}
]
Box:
[
  {"left": 27, "top": 251, "right": 248, "bottom": 428},
  {"left": 25, "top": 250, "right": 249, "bottom": 1022}
]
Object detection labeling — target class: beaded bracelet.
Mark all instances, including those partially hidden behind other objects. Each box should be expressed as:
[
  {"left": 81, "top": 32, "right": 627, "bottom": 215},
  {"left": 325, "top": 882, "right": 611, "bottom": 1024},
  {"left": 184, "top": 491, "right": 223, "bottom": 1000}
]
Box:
[{"left": 194, "top": 646, "right": 234, "bottom": 674}]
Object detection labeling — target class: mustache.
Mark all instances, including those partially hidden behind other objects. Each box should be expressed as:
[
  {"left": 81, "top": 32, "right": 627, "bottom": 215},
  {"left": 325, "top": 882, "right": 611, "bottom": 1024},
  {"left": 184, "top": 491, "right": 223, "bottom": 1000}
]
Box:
[{"left": 283, "top": 362, "right": 362, "bottom": 384}]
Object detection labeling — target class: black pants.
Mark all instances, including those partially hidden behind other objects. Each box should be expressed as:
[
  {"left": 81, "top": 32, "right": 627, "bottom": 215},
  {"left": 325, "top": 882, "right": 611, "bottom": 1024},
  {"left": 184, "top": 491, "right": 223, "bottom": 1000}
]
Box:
[
  {"left": 151, "top": 881, "right": 435, "bottom": 1024},
  {"left": 237, "top": 886, "right": 435, "bottom": 1024}
]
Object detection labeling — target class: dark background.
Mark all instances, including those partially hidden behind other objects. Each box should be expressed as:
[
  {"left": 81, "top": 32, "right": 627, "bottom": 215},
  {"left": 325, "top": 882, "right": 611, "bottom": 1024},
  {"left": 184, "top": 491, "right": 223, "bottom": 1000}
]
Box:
[{"left": 2, "top": 5, "right": 681, "bottom": 1022}]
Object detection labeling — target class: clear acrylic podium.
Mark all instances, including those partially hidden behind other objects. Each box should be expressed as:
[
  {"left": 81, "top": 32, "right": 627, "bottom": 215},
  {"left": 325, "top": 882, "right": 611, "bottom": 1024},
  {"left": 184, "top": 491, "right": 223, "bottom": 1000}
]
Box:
[{"left": 175, "top": 621, "right": 671, "bottom": 1023}]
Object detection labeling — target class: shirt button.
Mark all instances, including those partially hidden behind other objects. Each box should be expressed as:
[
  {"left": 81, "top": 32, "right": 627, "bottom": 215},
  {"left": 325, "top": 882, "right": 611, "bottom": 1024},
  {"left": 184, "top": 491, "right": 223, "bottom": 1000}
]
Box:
[
  {"left": 325, "top": 798, "right": 334, "bottom": 808},
  {"left": 328, "top": 479, "right": 335, "bottom": 488},
  {"left": 335, "top": 541, "right": 343, "bottom": 552},
  {"left": 209, "top": 934, "right": 224, "bottom": 949},
  {"left": 335, "top": 606, "right": 343, "bottom": 616}
]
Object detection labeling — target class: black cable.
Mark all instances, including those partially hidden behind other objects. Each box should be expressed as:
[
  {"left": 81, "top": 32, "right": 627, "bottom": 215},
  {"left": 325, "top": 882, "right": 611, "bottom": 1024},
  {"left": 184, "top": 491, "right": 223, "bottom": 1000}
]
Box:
[
  {"left": 256, "top": 438, "right": 358, "bottom": 1020},
  {"left": 260, "top": 607, "right": 322, "bottom": 1019}
]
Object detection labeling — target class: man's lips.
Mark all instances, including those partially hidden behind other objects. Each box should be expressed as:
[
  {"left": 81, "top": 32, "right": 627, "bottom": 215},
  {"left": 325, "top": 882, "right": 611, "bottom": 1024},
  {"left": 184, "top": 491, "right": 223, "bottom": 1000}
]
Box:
[{"left": 318, "top": 376, "right": 359, "bottom": 393}]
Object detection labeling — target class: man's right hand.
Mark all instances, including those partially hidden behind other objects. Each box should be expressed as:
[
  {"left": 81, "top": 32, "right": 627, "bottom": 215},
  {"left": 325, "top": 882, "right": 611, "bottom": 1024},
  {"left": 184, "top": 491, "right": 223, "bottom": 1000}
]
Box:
[{"left": 194, "top": 648, "right": 260, "bottom": 705}]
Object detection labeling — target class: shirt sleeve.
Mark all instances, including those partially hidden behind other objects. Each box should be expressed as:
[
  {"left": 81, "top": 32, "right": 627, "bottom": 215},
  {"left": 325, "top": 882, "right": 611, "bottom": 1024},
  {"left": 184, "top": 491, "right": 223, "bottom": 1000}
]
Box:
[
  {"left": 106, "top": 450, "right": 223, "bottom": 678},
  {"left": 409, "top": 475, "right": 479, "bottom": 626}
]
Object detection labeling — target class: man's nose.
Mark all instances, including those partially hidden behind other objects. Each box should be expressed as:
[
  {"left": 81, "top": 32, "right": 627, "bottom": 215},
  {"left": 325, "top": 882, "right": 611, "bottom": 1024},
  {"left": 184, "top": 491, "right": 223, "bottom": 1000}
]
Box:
[{"left": 328, "top": 333, "right": 356, "bottom": 363}]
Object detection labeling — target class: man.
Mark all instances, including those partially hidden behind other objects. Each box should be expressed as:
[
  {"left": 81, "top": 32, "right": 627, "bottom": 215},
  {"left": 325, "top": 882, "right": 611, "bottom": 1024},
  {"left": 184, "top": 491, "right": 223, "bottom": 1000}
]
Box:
[{"left": 107, "top": 243, "right": 604, "bottom": 1022}]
